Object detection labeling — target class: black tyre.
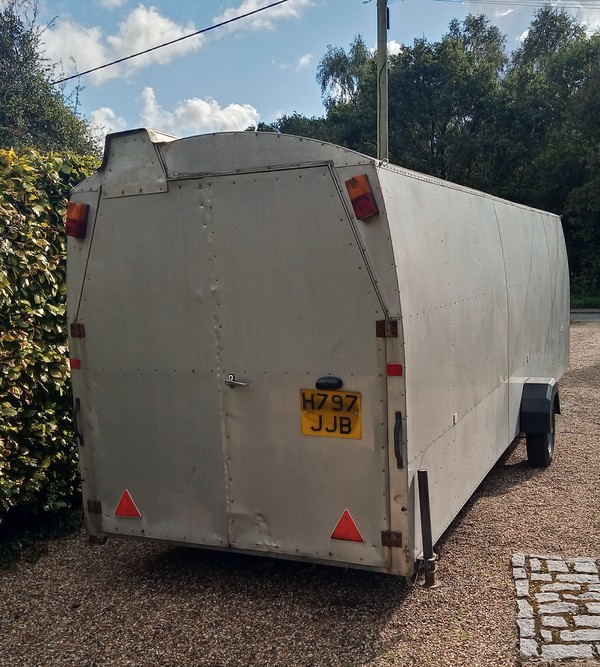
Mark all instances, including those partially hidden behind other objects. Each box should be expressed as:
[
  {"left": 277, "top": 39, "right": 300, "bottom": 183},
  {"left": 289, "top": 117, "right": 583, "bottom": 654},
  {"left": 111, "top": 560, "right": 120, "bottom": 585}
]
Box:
[{"left": 526, "top": 410, "right": 555, "bottom": 468}]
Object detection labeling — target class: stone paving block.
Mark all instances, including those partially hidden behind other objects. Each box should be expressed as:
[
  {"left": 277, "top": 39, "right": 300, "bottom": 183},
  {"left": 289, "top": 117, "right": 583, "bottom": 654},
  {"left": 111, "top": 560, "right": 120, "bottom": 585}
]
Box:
[
  {"left": 530, "top": 558, "right": 541, "bottom": 572},
  {"left": 512, "top": 553, "right": 525, "bottom": 567},
  {"left": 541, "top": 643, "right": 594, "bottom": 659},
  {"left": 520, "top": 638, "right": 539, "bottom": 658},
  {"left": 518, "top": 599, "right": 534, "bottom": 618},
  {"left": 546, "top": 559, "right": 569, "bottom": 573},
  {"left": 542, "top": 616, "right": 568, "bottom": 628},
  {"left": 565, "top": 592, "right": 600, "bottom": 601},
  {"left": 538, "top": 601, "right": 579, "bottom": 614},
  {"left": 574, "top": 561, "right": 599, "bottom": 574},
  {"left": 574, "top": 615, "right": 600, "bottom": 628},
  {"left": 517, "top": 618, "right": 536, "bottom": 638},
  {"left": 513, "top": 554, "right": 600, "bottom": 662},
  {"left": 515, "top": 579, "right": 529, "bottom": 598},
  {"left": 560, "top": 629, "right": 600, "bottom": 641},
  {"left": 541, "top": 582, "right": 581, "bottom": 592},
  {"left": 557, "top": 573, "right": 600, "bottom": 583}
]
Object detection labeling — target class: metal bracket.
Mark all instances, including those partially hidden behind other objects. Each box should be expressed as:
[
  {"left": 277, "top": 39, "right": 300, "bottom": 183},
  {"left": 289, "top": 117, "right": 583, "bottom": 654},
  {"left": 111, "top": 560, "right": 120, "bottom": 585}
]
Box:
[
  {"left": 376, "top": 319, "right": 398, "bottom": 338},
  {"left": 70, "top": 322, "right": 86, "bottom": 338},
  {"left": 381, "top": 531, "right": 403, "bottom": 548}
]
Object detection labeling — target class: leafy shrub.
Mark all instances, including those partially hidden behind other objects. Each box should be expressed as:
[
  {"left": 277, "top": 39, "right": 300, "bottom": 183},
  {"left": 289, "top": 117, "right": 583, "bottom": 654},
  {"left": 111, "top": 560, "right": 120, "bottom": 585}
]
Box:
[{"left": 0, "top": 149, "right": 97, "bottom": 522}]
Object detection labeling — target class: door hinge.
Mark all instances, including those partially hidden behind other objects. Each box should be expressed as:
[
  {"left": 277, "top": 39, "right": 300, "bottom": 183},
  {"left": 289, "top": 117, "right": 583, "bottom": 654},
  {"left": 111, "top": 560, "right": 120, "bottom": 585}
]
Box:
[
  {"left": 376, "top": 319, "right": 398, "bottom": 338},
  {"left": 87, "top": 500, "right": 102, "bottom": 515},
  {"left": 381, "top": 530, "right": 403, "bottom": 548},
  {"left": 70, "top": 322, "right": 86, "bottom": 338}
]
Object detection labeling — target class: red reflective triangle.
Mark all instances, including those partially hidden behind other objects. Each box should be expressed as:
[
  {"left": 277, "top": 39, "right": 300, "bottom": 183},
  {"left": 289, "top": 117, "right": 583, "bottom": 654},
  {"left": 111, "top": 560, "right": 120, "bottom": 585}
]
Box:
[
  {"left": 331, "top": 509, "right": 364, "bottom": 542},
  {"left": 115, "top": 489, "right": 142, "bottom": 518}
]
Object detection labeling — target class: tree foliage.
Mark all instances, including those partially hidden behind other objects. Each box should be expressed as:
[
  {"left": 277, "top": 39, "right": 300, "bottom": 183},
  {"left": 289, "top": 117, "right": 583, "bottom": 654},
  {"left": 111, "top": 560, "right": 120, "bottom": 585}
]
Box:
[
  {"left": 0, "top": 148, "right": 97, "bottom": 521},
  {"left": 316, "top": 35, "right": 371, "bottom": 109},
  {"left": 0, "top": 0, "right": 96, "bottom": 154}
]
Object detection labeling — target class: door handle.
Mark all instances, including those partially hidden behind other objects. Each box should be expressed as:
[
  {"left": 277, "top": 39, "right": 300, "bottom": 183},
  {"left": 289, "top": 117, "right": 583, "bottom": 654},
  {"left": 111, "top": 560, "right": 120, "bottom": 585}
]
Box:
[
  {"left": 393, "top": 411, "right": 403, "bottom": 468},
  {"left": 73, "top": 398, "right": 85, "bottom": 447},
  {"left": 225, "top": 373, "right": 250, "bottom": 389}
]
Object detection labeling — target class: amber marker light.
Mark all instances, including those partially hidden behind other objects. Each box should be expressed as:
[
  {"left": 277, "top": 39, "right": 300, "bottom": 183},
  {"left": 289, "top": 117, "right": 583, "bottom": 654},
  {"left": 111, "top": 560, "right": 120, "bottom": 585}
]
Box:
[
  {"left": 66, "top": 202, "right": 89, "bottom": 239},
  {"left": 344, "top": 173, "right": 379, "bottom": 221}
]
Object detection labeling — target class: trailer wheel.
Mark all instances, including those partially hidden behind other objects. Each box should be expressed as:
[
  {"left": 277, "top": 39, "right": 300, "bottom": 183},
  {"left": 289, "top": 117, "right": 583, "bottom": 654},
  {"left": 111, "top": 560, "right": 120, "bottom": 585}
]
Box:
[{"left": 526, "top": 409, "right": 555, "bottom": 468}]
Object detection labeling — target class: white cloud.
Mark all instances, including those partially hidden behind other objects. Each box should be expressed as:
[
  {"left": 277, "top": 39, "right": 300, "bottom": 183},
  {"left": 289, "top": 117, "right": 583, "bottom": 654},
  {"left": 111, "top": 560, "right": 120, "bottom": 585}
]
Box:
[
  {"left": 90, "top": 106, "right": 127, "bottom": 133},
  {"left": 370, "top": 40, "right": 404, "bottom": 57},
  {"left": 213, "top": 0, "right": 314, "bottom": 33},
  {"left": 43, "top": 21, "right": 111, "bottom": 82},
  {"left": 42, "top": 5, "right": 204, "bottom": 84},
  {"left": 273, "top": 52, "right": 314, "bottom": 71},
  {"left": 89, "top": 107, "right": 128, "bottom": 146},
  {"left": 43, "top": 1, "right": 314, "bottom": 85},
  {"left": 387, "top": 40, "right": 402, "bottom": 56},
  {"left": 495, "top": 8, "right": 514, "bottom": 18},
  {"left": 518, "top": 29, "right": 529, "bottom": 44},
  {"left": 578, "top": 5, "right": 600, "bottom": 34},
  {"left": 106, "top": 5, "right": 204, "bottom": 67},
  {"left": 139, "top": 86, "right": 259, "bottom": 135},
  {"left": 98, "top": 0, "right": 128, "bottom": 7},
  {"left": 297, "top": 53, "right": 313, "bottom": 68}
]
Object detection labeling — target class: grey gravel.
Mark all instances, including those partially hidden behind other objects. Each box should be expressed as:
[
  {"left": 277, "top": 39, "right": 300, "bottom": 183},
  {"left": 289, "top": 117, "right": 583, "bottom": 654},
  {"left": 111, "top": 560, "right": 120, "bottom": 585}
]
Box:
[{"left": 0, "top": 322, "right": 598, "bottom": 667}]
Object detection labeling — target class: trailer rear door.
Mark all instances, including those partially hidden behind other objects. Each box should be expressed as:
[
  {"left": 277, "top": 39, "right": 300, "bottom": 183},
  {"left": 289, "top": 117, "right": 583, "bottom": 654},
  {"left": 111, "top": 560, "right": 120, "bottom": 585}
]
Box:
[{"left": 207, "top": 165, "right": 390, "bottom": 567}]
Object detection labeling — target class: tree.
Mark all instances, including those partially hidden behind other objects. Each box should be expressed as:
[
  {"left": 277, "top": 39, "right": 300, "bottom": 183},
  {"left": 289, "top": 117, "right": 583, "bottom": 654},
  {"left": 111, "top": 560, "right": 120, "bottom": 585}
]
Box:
[
  {"left": 385, "top": 15, "right": 505, "bottom": 184},
  {"left": 316, "top": 35, "right": 372, "bottom": 110},
  {"left": 0, "top": 0, "right": 95, "bottom": 154},
  {"left": 513, "top": 5, "right": 585, "bottom": 68},
  {"left": 254, "top": 113, "right": 332, "bottom": 141}
]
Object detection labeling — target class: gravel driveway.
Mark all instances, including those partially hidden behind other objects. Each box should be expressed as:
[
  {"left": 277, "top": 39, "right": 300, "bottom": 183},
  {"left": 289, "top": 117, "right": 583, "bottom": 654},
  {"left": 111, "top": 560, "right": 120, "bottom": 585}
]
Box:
[{"left": 1, "top": 323, "right": 598, "bottom": 667}]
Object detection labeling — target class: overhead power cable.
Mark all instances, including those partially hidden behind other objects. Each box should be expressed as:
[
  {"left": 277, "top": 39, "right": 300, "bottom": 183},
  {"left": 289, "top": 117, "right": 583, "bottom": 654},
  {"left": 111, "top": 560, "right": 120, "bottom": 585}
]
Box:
[
  {"left": 51, "top": 0, "right": 292, "bottom": 85},
  {"left": 431, "top": 0, "right": 600, "bottom": 7}
]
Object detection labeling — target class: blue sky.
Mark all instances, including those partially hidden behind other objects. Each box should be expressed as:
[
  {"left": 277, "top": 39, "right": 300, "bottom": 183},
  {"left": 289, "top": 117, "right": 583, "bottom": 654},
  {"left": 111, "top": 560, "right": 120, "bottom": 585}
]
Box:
[{"left": 34, "top": 0, "right": 600, "bottom": 142}]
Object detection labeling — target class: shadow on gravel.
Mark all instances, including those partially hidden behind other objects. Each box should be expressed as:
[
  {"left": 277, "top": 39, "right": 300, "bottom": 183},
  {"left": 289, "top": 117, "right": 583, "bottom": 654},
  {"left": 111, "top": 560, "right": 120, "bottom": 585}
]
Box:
[{"left": 120, "top": 545, "right": 410, "bottom": 665}]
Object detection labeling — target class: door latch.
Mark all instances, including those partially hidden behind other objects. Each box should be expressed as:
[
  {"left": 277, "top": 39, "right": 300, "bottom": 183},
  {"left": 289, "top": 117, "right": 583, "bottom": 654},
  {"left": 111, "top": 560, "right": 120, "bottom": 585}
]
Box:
[{"left": 225, "top": 373, "right": 250, "bottom": 389}]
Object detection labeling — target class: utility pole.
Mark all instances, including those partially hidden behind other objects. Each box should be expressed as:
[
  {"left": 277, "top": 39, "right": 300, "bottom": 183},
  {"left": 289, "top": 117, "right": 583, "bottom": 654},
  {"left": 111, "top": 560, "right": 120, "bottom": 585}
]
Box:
[{"left": 377, "top": 0, "right": 389, "bottom": 161}]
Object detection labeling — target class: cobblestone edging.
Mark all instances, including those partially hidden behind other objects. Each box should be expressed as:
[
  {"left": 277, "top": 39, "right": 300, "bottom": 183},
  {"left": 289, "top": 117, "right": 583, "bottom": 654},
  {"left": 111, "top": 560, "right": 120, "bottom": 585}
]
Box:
[{"left": 513, "top": 554, "right": 600, "bottom": 661}]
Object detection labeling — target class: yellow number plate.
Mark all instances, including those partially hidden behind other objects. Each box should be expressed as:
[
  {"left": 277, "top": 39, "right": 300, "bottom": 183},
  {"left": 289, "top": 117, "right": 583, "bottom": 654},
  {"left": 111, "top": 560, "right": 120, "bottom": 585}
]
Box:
[{"left": 299, "top": 389, "right": 362, "bottom": 439}]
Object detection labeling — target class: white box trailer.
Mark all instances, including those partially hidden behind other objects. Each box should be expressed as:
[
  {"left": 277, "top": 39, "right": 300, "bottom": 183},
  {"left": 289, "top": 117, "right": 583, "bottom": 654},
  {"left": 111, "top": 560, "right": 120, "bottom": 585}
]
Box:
[{"left": 67, "top": 129, "right": 569, "bottom": 577}]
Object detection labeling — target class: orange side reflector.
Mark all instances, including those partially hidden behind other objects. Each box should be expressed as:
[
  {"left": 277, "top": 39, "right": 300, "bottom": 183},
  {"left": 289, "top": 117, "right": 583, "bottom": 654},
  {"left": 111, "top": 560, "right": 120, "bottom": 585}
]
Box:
[
  {"left": 344, "top": 174, "right": 379, "bottom": 221},
  {"left": 115, "top": 489, "right": 142, "bottom": 518},
  {"left": 331, "top": 509, "right": 364, "bottom": 542},
  {"left": 66, "top": 202, "right": 89, "bottom": 239}
]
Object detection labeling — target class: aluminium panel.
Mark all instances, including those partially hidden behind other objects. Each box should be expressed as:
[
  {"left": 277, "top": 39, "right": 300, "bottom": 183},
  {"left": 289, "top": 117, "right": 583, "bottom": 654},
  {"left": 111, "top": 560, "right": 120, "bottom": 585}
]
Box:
[
  {"left": 73, "top": 184, "right": 228, "bottom": 544},
  {"left": 204, "top": 166, "right": 391, "bottom": 568},
  {"left": 407, "top": 383, "right": 508, "bottom": 561},
  {"left": 101, "top": 130, "right": 170, "bottom": 198},
  {"left": 378, "top": 168, "right": 509, "bottom": 464},
  {"left": 335, "top": 164, "right": 402, "bottom": 319},
  {"left": 159, "top": 132, "right": 373, "bottom": 179},
  {"left": 496, "top": 203, "right": 569, "bottom": 436}
]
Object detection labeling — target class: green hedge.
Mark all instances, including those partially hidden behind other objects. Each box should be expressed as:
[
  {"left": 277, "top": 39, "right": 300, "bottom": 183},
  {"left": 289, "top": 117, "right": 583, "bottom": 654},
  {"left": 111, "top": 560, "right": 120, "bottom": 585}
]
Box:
[{"left": 0, "top": 149, "right": 97, "bottom": 522}]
